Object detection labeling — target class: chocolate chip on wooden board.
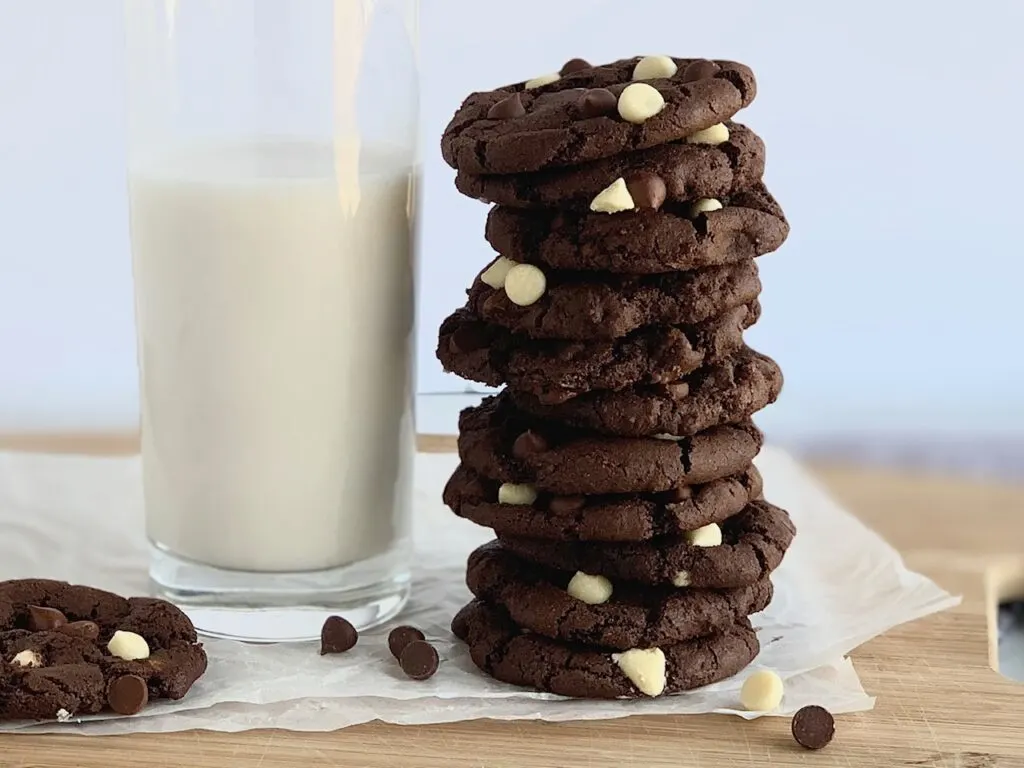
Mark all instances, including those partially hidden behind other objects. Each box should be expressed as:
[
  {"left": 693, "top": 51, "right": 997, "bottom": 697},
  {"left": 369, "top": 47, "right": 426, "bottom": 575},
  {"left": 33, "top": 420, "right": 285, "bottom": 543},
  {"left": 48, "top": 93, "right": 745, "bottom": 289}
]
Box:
[{"left": 791, "top": 705, "right": 835, "bottom": 749}]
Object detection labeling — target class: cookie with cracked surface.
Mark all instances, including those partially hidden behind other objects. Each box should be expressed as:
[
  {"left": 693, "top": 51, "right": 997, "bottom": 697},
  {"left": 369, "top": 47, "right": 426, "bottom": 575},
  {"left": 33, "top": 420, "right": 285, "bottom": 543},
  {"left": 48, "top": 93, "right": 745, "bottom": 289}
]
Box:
[
  {"left": 468, "top": 259, "right": 761, "bottom": 341},
  {"left": 485, "top": 184, "right": 787, "bottom": 274},
  {"left": 0, "top": 580, "right": 207, "bottom": 721},
  {"left": 451, "top": 599, "right": 759, "bottom": 698},
  {"left": 441, "top": 57, "right": 756, "bottom": 174},
  {"left": 438, "top": 304, "right": 756, "bottom": 404},
  {"left": 444, "top": 463, "right": 761, "bottom": 542},
  {"left": 498, "top": 500, "right": 796, "bottom": 589},
  {"left": 457, "top": 393, "right": 763, "bottom": 495},
  {"left": 510, "top": 346, "right": 782, "bottom": 435},
  {"left": 455, "top": 122, "right": 764, "bottom": 210},
  {"left": 466, "top": 541, "right": 773, "bottom": 650}
]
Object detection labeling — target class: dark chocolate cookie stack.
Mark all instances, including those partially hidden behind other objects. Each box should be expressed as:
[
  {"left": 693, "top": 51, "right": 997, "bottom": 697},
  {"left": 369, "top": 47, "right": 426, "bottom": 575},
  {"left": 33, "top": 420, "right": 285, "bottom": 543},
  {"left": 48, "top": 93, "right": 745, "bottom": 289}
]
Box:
[{"left": 437, "top": 55, "right": 796, "bottom": 699}]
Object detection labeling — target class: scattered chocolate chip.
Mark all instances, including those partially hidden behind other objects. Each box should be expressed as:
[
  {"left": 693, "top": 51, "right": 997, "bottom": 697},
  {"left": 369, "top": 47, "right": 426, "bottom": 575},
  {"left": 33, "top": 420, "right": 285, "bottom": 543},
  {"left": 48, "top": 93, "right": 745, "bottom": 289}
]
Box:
[
  {"left": 548, "top": 495, "right": 586, "bottom": 514},
  {"left": 449, "top": 324, "right": 490, "bottom": 354},
  {"left": 487, "top": 92, "right": 526, "bottom": 120},
  {"left": 576, "top": 88, "right": 617, "bottom": 118},
  {"left": 625, "top": 172, "right": 667, "bottom": 211},
  {"left": 664, "top": 485, "right": 693, "bottom": 503},
  {"left": 399, "top": 640, "right": 439, "bottom": 680},
  {"left": 59, "top": 620, "right": 100, "bottom": 641},
  {"left": 387, "top": 625, "right": 425, "bottom": 660},
  {"left": 512, "top": 430, "right": 549, "bottom": 459},
  {"left": 27, "top": 605, "right": 67, "bottom": 632},
  {"left": 662, "top": 381, "right": 690, "bottom": 399},
  {"left": 320, "top": 615, "right": 358, "bottom": 655},
  {"left": 681, "top": 59, "right": 720, "bottom": 83},
  {"left": 791, "top": 705, "right": 835, "bottom": 750},
  {"left": 560, "top": 58, "right": 592, "bottom": 75},
  {"left": 106, "top": 674, "right": 149, "bottom": 716}
]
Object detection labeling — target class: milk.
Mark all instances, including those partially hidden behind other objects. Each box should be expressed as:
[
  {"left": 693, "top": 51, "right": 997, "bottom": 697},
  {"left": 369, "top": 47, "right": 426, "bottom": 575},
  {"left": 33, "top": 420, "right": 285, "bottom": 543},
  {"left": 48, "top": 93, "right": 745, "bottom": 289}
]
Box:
[{"left": 129, "top": 142, "right": 416, "bottom": 573}]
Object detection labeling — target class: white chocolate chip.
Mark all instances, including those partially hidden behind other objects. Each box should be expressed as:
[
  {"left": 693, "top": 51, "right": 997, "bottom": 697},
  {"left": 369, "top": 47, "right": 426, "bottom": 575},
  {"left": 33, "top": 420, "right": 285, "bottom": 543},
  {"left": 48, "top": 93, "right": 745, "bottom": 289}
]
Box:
[
  {"left": 498, "top": 482, "right": 538, "bottom": 506},
  {"left": 589, "top": 177, "right": 635, "bottom": 213},
  {"left": 632, "top": 55, "right": 678, "bottom": 80},
  {"left": 612, "top": 647, "right": 666, "bottom": 697},
  {"left": 11, "top": 649, "right": 42, "bottom": 668},
  {"left": 566, "top": 572, "right": 613, "bottom": 605},
  {"left": 56, "top": 708, "right": 72, "bottom": 722},
  {"left": 616, "top": 83, "right": 666, "bottom": 124},
  {"left": 685, "top": 522, "right": 723, "bottom": 547},
  {"left": 107, "top": 630, "right": 151, "bottom": 661},
  {"left": 524, "top": 72, "right": 560, "bottom": 90},
  {"left": 740, "top": 669, "right": 784, "bottom": 711},
  {"left": 686, "top": 122, "right": 730, "bottom": 145},
  {"left": 690, "top": 198, "right": 723, "bottom": 217},
  {"left": 504, "top": 263, "right": 547, "bottom": 306},
  {"left": 480, "top": 256, "right": 518, "bottom": 289},
  {"left": 672, "top": 570, "right": 692, "bottom": 587},
  {"left": 652, "top": 433, "right": 684, "bottom": 441}
]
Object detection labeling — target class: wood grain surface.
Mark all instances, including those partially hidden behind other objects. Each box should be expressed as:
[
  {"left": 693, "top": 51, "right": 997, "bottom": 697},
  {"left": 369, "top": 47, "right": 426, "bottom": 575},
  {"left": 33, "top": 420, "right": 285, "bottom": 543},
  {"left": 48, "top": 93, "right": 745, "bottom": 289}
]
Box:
[{"left": 0, "top": 433, "right": 1022, "bottom": 767}]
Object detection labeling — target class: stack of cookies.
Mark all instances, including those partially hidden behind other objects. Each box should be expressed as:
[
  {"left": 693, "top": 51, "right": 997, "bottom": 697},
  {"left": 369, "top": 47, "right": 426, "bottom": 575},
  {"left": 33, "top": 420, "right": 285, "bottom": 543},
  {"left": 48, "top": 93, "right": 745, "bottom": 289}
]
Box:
[{"left": 437, "top": 55, "right": 796, "bottom": 699}]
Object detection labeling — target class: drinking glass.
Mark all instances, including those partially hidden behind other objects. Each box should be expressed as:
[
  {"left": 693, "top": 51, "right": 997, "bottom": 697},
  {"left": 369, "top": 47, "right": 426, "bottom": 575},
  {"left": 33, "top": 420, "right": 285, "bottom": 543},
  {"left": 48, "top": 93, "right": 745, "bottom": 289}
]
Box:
[{"left": 124, "top": 0, "right": 419, "bottom": 642}]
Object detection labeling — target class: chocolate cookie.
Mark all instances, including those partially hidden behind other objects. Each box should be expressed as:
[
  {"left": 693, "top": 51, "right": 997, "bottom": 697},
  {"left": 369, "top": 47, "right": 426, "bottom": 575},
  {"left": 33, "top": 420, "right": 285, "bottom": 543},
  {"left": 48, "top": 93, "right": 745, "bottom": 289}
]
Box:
[
  {"left": 0, "top": 579, "right": 207, "bottom": 721},
  {"left": 438, "top": 304, "right": 756, "bottom": 404},
  {"left": 485, "top": 184, "right": 786, "bottom": 274},
  {"left": 444, "top": 463, "right": 762, "bottom": 542},
  {"left": 452, "top": 599, "right": 759, "bottom": 698},
  {"left": 510, "top": 346, "right": 782, "bottom": 435},
  {"left": 455, "top": 122, "right": 765, "bottom": 210},
  {"left": 466, "top": 542, "right": 773, "bottom": 650},
  {"left": 498, "top": 500, "right": 796, "bottom": 589},
  {"left": 468, "top": 259, "right": 761, "bottom": 341},
  {"left": 441, "top": 57, "right": 756, "bottom": 174},
  {"left": 458, "top": 394, "right": 763, "bottom": 495}
]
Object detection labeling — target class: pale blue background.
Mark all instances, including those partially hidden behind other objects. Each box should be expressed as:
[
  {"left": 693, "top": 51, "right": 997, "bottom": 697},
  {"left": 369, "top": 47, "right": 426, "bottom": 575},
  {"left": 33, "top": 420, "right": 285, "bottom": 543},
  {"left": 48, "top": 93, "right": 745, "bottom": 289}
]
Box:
[{"left": 1, "top": 0, "right": 1022, "bottom": 439}]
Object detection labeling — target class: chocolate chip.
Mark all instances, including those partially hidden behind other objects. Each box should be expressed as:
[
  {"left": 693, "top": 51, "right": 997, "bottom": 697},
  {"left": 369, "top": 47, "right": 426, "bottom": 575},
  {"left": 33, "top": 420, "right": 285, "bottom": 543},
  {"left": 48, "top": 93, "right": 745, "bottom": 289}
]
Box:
[
  {"left": 625, "top": 172, "right": 667, "bottom": 211},
  {"left": 576, "top": 88, "right": 617, "bottom": 118},
  {"left": 27, "top": 605, "right": 67, "bottom": 632},
  {"left": 107, "top": 674, "right": 149, "bottom": 716},
  {"left": 664, "top": 485, "right": 693, "bottom": 503},
  {"left": 399, "top": 640, "right": 439, "bottom": 680},
  {"left": 662, "top": 381, "right": 690, "bottom": 399},
  {"left": 791, "top": 705, "right": 835, "bottom": 750},
  {"left": 681, "top": 59, "right": 720, "bottom": 83},
  {"left": 59, "top": 620, "right": 100, "bottom": 641},
  {"left": 512, "top": 430, "right": 549, "bottom": 459},
  {"left": 487, "top": 92, "right": 526, "bottom": 120},
  {"left": 449, "top": 324, "right": 490, "bottom": 354},
  {"left": 548, "top": 495, "right": 586, "bottom": 514},
  {"left": 387, "top": 625, "right": 425, "bottom": 660},
  {"left": 559, "top": 58, "right": 592, "bottom": 75},
  {"left": 320, "top": 615, "right": 358, "bottom": 655}
]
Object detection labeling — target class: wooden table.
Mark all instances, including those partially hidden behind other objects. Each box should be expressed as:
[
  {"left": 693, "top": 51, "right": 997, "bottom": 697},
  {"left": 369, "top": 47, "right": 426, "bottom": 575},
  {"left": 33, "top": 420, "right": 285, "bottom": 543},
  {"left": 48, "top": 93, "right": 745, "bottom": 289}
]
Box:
[{"left": 1, "top": 433, "right": 1023, "bottom": 767}]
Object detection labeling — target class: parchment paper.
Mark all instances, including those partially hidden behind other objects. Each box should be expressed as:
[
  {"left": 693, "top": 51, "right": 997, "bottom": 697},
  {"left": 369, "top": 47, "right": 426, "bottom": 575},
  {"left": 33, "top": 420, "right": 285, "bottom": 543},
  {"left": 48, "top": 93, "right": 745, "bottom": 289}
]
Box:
[{"left": 0, "top": 446, "right": 958, "bottom": 734}]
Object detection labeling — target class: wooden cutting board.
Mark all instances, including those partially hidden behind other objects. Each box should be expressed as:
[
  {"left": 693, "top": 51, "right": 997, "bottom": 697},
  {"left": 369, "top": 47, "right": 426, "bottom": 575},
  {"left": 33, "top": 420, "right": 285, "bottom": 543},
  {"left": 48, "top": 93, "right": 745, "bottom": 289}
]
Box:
[{"left": 0, "top": 433, "right": 1022, "bottom": 767}]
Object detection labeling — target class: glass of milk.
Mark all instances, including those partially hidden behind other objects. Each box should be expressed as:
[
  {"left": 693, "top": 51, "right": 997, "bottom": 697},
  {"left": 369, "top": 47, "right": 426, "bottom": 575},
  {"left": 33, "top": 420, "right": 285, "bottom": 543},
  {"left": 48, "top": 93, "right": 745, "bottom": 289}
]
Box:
[{"left": 123, "top": 0, "right": 418, "bottom": 641}]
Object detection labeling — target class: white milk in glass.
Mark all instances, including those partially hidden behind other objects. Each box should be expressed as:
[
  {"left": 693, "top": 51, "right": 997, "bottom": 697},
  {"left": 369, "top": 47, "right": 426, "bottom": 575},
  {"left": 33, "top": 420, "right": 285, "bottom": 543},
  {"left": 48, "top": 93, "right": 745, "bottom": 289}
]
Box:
[{"left": 130, "top": 142, "right": 416, "bottom": 573}]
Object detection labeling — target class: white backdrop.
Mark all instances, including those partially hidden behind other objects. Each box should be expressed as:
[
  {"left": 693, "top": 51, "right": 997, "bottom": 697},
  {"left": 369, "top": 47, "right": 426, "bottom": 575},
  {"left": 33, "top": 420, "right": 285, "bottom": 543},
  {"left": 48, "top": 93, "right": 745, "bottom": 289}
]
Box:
[{"left": 1, "top": 0, "right": 1022, "bottom": 437}]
